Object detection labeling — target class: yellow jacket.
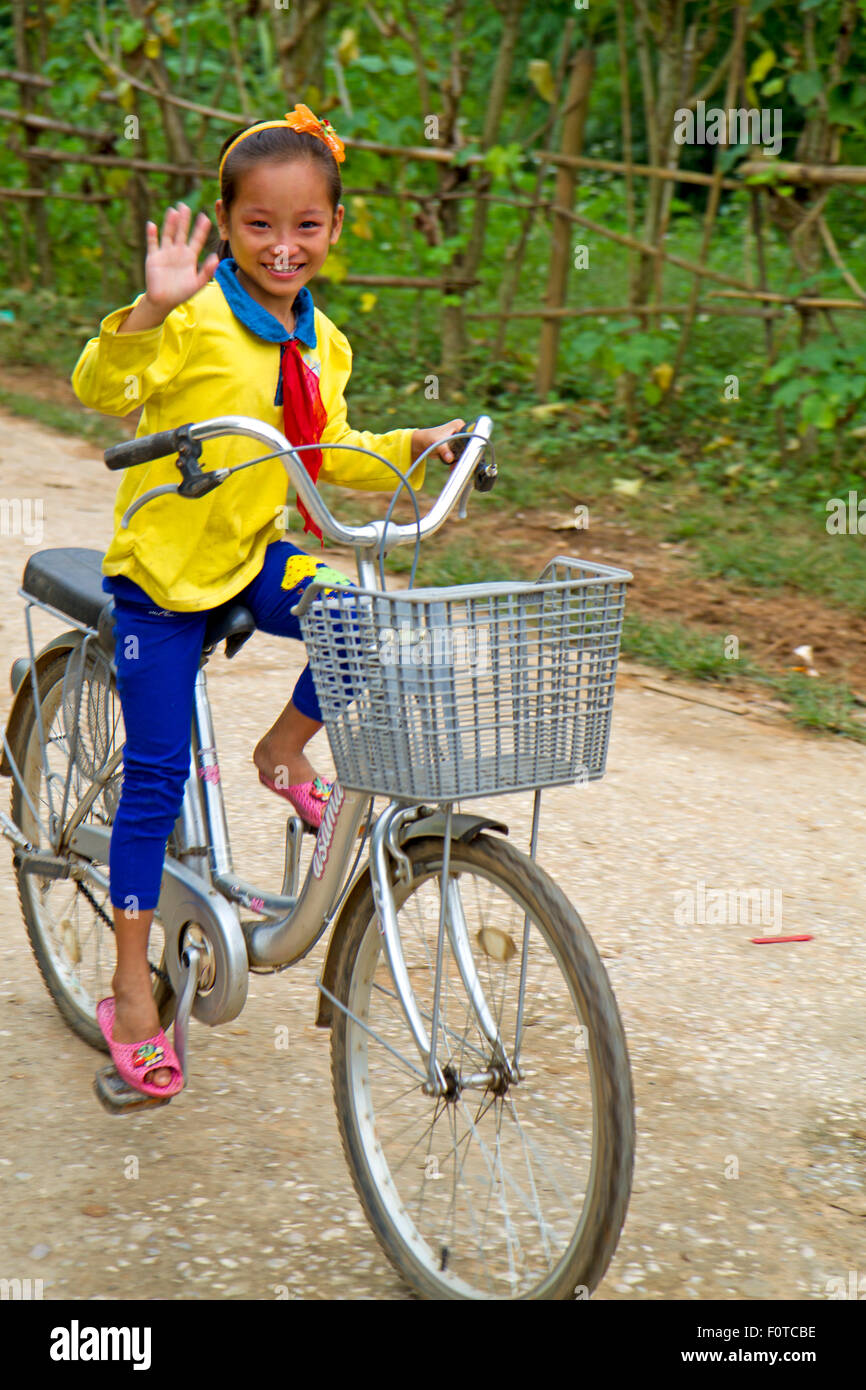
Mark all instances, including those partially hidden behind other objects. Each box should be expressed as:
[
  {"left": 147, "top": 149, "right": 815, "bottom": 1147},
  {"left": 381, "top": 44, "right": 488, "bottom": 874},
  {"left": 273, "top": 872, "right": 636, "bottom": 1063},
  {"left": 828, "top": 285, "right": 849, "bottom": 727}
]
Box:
[{"left": 71, "top": 272, "right": 420, "bottom": 610}]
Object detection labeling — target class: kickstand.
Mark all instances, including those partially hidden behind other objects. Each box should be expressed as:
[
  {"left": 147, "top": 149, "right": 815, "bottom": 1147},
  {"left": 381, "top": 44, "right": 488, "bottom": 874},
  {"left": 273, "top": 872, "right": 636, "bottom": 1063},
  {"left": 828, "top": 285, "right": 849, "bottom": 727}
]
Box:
[{"left": 93, "top": 944, "right": 204, "bottom": 1116}]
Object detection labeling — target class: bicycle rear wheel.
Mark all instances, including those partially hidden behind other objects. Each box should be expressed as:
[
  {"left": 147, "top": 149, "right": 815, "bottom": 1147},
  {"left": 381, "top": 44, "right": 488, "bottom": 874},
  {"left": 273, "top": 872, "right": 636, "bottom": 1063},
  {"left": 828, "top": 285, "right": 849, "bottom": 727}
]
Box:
[
  {"left": 9, "top": 647, "right": 174, "bottom": 1052},
  {"left": 330, "top": 832, "right": 634, "bottom": 1299}
]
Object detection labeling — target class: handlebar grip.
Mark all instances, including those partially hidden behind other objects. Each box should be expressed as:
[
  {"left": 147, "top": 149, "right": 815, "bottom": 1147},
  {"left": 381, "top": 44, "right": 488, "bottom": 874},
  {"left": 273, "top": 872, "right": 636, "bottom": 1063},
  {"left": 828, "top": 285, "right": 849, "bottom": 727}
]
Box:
[
  {"left": 448, "top": 417, "right": 497, "bottom": 493},
  {"left": 104, "top": 424, "right": 194, "bottom": 471},
  {"left": 445, "top": 418, "right": 478, "bottom": 465}
]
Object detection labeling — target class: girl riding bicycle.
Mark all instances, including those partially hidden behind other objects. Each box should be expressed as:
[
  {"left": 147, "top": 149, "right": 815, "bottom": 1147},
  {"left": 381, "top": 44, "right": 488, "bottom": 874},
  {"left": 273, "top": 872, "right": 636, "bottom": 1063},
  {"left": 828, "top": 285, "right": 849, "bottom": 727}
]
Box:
[{"left": 70, "top": 104, "right": 464, "bottom": 1098}]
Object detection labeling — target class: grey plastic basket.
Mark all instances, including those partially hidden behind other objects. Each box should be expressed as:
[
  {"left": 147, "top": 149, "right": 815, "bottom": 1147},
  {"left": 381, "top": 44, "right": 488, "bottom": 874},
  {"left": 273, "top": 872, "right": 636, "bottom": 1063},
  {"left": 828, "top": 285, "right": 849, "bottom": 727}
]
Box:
[{"left": 297, "top": 555, "right": 632, "bottom": 802}]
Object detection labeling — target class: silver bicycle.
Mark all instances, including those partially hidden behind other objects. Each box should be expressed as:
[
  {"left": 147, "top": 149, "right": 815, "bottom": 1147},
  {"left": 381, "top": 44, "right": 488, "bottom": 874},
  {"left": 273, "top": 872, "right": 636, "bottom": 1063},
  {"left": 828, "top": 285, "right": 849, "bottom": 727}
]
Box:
[{"left": 1, "top": 412, "right": 635, "bottom": 1300}]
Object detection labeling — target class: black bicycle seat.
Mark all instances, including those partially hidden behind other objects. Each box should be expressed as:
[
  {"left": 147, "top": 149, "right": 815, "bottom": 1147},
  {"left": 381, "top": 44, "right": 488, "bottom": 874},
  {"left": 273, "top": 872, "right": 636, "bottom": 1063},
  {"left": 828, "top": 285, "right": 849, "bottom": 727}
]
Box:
[{"left": 22, "top": 548, "right": 255, "bottom": 660}]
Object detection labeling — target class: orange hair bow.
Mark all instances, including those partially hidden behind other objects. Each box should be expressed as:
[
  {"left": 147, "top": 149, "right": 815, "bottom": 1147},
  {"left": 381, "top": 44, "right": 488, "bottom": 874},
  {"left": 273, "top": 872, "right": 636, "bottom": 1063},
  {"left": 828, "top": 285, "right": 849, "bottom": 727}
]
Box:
[{"left": 219, "top": 103, "right": 346, "bottom": 183}]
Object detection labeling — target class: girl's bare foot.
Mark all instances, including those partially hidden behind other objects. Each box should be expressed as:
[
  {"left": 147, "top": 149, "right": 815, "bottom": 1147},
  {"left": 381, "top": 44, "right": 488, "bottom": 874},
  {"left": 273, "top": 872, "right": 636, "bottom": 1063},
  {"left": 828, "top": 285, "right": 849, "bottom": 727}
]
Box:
[
  {"left": 254, "top": 700, "right": 325, "bottom": 790},
  {"left": 253, "top": 737, "right": 317, "bottom": 789},
  {"left": 111, "top": 970, "right": 172, "bottom": 1088}
]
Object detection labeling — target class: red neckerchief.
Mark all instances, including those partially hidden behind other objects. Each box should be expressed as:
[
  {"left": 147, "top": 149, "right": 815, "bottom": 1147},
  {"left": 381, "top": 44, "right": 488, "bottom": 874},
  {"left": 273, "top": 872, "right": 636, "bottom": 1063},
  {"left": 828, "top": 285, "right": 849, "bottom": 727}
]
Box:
[{"left": 280, "top": 339, "right": 328, "bottom": 544}]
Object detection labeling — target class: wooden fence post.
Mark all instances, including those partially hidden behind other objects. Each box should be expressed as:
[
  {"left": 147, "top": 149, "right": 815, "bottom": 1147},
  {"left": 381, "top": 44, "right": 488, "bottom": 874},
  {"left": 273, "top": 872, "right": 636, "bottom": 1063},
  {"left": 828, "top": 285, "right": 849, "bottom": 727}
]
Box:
[
  {"left": 11, "top": 0, "right": 51, "bottom": 288},
  {"left": 535, "top": 45, "right": 594, "bottom": 399}
]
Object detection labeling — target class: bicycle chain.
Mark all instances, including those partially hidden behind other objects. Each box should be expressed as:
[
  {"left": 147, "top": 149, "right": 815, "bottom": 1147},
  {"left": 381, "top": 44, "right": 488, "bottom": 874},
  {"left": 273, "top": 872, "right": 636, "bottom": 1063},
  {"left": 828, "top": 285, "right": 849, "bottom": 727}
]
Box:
[{"left": 75, "top": 879, "right": 171, "bottom": 985}]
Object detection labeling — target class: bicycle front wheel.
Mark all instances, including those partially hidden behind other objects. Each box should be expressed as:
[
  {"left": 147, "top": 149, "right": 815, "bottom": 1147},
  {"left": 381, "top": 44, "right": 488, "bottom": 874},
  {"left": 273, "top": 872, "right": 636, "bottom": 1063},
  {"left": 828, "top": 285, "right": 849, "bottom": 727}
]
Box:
[{"left": 330, "top": 832, "right": 634, "bottom": 1299}]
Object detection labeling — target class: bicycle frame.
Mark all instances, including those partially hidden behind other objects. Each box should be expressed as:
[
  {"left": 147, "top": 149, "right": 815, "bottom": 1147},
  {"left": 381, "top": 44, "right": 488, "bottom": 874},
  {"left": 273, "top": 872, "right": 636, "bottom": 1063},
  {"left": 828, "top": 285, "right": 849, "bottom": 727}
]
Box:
[
  {"left": 1, "top": 414, "right": 519, "bottom": 1093},
  {"left": 174, "top": 593, "right": 517, "bottom": 1094},
  {"left": 3, "top": 594, "right": 518, "bottom": 1096}
]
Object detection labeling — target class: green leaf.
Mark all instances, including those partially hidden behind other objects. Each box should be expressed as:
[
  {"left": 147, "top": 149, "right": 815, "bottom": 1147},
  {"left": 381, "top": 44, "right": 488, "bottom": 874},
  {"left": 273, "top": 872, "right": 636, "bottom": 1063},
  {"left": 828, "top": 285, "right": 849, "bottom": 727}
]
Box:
[
  {"left": 827, "top": 102, "right": 866, "bottom": 133},
  {"left": 355, "top": 54, "right": 387, "bottom": 72},
  {"left": 103, "top": 169, "right": 128, "bottom": 196},
  {"left": 644, "top": 382, "right": 662, "bottom": 405},
  {"left": 482, "top": 142, "right": 523, "bottom": 179},
  {"left": 800, "top": 393, "right": 835, "bottom": 429},
  {"left": 154, "top": 8, "right": 178, "bottom": 44},
  {"left": 771, "top": 378, "right": 809, "bottom": 406},
  {"left": 258, "top": 16, "right": 273, "bottom": 71},
  {"left": 761, "top": 77, "right": 785, "bottom": 97},
  {"left": 599, "top": 345, "right": 623, "bottom": 379},
  {"left": 453, "top": 144, "right": 481, "bottom": 168},
  {"left": 528, "top": 59, "right": 555, "bottom": 103},
  {"left": 761, "top": 353, "right": 798, "bottom": 384},
  {"left": 574, "top": 331, "right": 604, "bottom": 357},
  {"left": 748, "top": 49, "right": 776, "bottom": 85},
  {"left": 789, "top": 70, "right": 823, "bottom": 106},
  {"left": 119, "top": 19, "right": 145, "bottom": 54},
  {"left": 115, "top": 79, "right": 135, "bottom": 112},
  {"left": 388, "top": 55, "right": 416, "bottom": 76},
  {"left": 799, "top": 342, "right": 838, "bottom": 370},
  {"left": 718, "top": 142, "right": 750, "bottom": 171}
]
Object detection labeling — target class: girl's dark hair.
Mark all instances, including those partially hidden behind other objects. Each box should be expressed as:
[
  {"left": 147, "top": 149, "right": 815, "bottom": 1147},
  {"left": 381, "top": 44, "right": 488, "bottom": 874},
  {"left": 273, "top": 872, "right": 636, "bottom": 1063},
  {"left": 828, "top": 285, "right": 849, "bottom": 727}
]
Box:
[{"left": 215, "top": 123, "right": 343, "bottom": 260}]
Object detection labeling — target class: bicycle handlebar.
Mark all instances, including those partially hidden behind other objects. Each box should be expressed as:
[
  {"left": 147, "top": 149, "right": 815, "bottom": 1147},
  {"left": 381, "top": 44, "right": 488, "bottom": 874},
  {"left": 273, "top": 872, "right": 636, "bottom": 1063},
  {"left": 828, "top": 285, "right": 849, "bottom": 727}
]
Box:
[
  {"left": 105, "top": 414, "right": 496, "bottom": 550},
  {"left": 104, "top": 426, "right": 194, "bottom": 471}
]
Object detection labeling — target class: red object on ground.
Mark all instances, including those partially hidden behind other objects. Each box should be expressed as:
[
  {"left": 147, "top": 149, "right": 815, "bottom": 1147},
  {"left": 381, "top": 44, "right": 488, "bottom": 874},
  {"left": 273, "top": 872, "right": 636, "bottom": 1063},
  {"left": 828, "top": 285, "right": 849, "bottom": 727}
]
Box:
[{"left": 750, "top": 934, "right": 813, "bottom": 944}]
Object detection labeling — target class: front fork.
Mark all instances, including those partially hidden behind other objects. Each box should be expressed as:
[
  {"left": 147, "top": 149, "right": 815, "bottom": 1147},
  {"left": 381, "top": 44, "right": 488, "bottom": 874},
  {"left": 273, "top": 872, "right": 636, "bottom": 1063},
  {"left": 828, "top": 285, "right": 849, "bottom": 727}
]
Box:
[{"left": 369, "top": 801, "right": 519, "bottom": 1096}]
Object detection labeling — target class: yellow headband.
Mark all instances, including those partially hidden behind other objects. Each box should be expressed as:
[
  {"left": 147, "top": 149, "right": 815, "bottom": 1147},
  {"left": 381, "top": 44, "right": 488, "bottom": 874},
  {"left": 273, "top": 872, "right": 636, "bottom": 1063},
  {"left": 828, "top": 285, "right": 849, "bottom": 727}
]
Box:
[{"left": 219, "top": 104, "right": 346, "bottom": 185}]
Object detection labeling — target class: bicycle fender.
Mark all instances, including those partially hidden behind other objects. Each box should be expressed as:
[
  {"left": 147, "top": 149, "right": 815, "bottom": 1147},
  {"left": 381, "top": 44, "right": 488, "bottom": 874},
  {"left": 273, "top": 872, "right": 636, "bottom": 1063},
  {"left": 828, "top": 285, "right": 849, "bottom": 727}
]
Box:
[
  {"left": 314, "top": 811, "right": 509, "bottom": 1028},
  {"left": 1, "top": 630, "right": 86, "bottom": 778},
  {"left": 400, "top": 812, "right": 509, "bottom": 846}
]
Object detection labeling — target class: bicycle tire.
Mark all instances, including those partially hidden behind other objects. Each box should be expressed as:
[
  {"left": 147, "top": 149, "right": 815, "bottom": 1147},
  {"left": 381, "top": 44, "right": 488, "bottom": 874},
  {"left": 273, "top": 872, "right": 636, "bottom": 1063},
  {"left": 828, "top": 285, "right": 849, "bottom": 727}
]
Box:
[
  {"left": 330, "top": 832, "right": 634, "bottom": 1299},
  {"left": 9, "top": 648, "right": 174, "bottom": 1052}
]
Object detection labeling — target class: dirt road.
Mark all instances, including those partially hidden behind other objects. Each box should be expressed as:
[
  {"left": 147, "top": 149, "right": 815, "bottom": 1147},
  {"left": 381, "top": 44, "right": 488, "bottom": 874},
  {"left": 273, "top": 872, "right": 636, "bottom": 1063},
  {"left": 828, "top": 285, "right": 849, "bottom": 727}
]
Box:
[{"left": 1, "top": 407, "right": 864, "bottom": 1301}]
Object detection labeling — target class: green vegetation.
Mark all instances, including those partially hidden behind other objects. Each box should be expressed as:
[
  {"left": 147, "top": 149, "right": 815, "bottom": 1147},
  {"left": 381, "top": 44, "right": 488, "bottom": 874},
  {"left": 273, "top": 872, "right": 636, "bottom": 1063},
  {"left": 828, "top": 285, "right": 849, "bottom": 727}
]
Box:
[
  {"left": 3, "top": 1, "right": 866, "bottom": 744},
  {"left": 0, "top": 382, "right": 128, "bottom": 449}
]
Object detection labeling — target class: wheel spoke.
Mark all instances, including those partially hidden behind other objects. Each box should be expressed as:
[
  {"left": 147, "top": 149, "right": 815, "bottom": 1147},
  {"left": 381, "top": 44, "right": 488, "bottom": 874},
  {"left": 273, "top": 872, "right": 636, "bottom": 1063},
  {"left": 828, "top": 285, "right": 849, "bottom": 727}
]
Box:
[
  {"left": 336, "top": 836, "right": 633, "bottom": 1299},
  {"left": 13, "top": 652, "right": 169, "bottom": 1035}
]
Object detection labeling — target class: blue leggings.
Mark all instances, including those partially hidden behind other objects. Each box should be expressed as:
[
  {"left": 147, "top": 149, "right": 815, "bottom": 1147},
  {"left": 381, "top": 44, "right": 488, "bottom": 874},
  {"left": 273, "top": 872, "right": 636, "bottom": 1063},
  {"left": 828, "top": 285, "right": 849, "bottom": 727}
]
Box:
[{"left": 105, "top": 540, "right": 351, "bottom": 912}]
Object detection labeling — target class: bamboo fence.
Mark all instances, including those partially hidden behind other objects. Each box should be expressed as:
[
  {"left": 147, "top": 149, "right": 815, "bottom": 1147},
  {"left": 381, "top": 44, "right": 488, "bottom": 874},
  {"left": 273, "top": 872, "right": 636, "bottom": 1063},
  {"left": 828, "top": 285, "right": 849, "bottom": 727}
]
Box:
[{"left": 2, "top": 48, "right": 866, "bottom": 393}]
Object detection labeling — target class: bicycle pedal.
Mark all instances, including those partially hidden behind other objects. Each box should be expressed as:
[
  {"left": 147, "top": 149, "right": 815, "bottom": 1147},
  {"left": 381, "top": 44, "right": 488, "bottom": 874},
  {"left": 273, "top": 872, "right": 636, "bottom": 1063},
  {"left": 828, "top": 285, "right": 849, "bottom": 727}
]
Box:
[{"left": 93, "top": 1064, "right": 172, "bottom": 1115}]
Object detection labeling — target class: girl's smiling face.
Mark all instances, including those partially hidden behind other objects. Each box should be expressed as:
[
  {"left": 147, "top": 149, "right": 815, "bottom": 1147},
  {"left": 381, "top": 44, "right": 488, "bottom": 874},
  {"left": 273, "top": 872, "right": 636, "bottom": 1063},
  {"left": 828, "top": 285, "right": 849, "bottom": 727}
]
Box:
[{"left": 215, "top": 158, "right": 343, "bottom": 324}]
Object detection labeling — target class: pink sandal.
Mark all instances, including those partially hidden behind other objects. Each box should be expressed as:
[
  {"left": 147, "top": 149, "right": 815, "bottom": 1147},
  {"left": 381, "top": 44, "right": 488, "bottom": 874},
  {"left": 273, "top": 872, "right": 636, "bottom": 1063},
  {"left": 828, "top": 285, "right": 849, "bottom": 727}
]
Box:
[
  {"left": 258, "top": 771, "right": 333, "bottom": 830},
  {"left": 96, "top": 997, "right": 184, "bottom": 1100}
]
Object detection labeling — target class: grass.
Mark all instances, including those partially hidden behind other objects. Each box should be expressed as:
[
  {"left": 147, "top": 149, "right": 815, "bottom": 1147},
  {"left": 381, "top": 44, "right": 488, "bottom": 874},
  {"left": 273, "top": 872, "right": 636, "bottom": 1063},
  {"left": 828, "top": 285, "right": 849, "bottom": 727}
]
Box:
[
  {"left": 0, "top": 383, "right": 130, "bottom": 450},
  {"left": 693, "top": 525, "right": 866, "bottom": 614},
  {"left": 621, "top": 612, "right": 761, "bottom": 683},
  {"left": 621, "top": 611, "right": 866, "bottom": 744},
  {"left": 4, "top": 228, "right": 866, "bottom": 745},
  {"left": 389, "top": 539, "right": 518, "bottom": 587}
]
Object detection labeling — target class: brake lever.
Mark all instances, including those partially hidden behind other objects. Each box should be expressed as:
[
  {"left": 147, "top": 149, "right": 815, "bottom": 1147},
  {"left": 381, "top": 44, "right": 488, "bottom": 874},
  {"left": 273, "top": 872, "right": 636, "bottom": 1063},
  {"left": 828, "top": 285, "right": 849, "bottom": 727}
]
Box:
[
  {"left": 121, "top": 484, "right": 179, "bottom": 528},
  {"left": 120, "top": 468, "right": 232, "bottom": 528},
  {"left": 457, "top": 478, "right": 474, "bottom": 520}
]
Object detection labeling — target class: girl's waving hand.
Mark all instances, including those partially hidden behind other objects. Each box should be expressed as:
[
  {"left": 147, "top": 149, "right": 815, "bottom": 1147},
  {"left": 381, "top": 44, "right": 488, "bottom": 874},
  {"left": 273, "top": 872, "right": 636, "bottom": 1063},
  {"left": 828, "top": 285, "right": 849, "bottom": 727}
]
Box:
[{"left": 144, "top": 203, "right": 219, "bottom": 316}]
